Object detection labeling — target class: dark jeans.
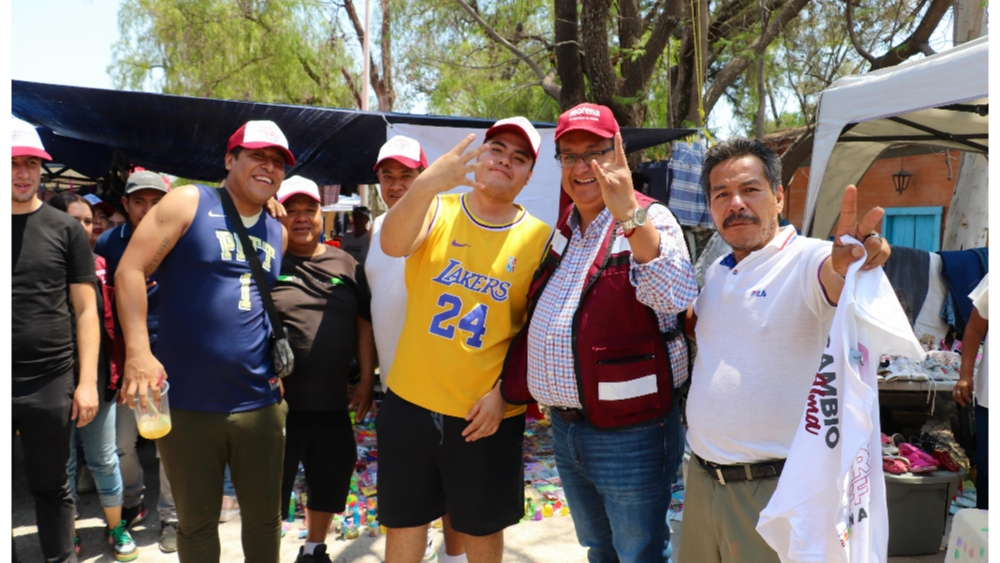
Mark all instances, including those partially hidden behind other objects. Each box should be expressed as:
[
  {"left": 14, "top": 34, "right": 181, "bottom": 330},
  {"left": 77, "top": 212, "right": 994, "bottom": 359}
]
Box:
[
  {"left": 13, "top": 372, "right": 78, "bottom": 563},
  {"left": 158, "top": 401, "right": 288, "bottom": 563},
  {"left": 975, "top": 401, "right": 988, "bottom": 510}
]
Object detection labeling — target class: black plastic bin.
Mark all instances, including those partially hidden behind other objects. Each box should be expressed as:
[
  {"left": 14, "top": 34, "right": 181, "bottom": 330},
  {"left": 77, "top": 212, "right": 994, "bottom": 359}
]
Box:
[{"left": 884, "top": 470, "right": 961, "bottom": 556}]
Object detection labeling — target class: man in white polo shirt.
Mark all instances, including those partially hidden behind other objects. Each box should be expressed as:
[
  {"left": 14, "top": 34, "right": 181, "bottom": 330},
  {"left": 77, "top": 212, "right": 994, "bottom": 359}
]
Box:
[{"left": 680, "top": 137, "right": 891, "bottom": 563}]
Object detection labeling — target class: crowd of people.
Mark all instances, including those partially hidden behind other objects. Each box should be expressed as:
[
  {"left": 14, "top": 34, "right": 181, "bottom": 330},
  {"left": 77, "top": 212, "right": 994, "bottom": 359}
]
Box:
[{"left": 11, "top": 101, "right": 986, "bottom": 563}]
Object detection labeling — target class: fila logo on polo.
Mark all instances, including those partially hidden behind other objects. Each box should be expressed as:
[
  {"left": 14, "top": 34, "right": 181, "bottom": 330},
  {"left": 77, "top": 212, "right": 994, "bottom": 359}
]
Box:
[{"left": 750, "top": 289, "right": 768, "bottom": 297}]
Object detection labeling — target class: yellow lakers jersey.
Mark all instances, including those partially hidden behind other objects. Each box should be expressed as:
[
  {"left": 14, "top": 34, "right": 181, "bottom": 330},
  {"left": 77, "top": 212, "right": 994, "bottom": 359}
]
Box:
[{"left": 389, "top": 192, "right": 552, "bottom": 419}]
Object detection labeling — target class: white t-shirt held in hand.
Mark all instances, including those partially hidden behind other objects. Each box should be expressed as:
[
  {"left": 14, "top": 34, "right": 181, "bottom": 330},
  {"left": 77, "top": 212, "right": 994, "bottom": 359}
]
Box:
[{"left": 757, "top": 238, "right": 925, "bottom": 563}]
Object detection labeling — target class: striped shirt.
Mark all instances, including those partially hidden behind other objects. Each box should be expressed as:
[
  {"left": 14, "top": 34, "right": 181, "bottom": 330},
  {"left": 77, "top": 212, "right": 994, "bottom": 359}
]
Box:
[{"left": 526, "top": 204, "right": 699, "bottom": 408}]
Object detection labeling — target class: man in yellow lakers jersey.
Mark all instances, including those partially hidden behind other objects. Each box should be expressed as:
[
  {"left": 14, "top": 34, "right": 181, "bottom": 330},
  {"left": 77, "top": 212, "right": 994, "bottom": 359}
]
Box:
[{"left": 378, "top": 117, "right": 552, "bottom": 563}]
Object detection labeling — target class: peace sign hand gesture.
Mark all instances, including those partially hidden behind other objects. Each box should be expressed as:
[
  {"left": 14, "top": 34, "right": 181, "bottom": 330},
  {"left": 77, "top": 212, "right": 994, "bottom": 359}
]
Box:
[
  {"left": 831, "top": 185, "right": 891, "bottom": 275},
  {"left": 590, "top": 132, "right": 638, "bottom": 221},
  {"left": 417, "top": 134, "right": 493, "bottom": 194}
]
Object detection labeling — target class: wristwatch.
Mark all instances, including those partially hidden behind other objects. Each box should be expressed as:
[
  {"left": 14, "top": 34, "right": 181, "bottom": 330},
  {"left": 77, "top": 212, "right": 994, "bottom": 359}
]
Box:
[{"left": 619, "top": 207, "right": 647, "bottom": 231}]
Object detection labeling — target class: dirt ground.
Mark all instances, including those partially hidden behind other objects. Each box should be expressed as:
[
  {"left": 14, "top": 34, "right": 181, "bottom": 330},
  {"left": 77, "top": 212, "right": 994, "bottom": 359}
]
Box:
[{"left": 12, "top": 436, "right": 947, "bottom": 563}]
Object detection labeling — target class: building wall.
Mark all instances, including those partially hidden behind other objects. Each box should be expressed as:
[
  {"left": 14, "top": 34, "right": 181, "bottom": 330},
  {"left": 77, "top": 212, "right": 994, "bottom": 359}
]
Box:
[{"left": 782, "top": 148, "right": 962, "bottom": 240}]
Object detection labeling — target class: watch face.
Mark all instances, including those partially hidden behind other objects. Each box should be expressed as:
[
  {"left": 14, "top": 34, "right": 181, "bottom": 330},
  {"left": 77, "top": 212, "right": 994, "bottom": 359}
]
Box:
[{"left": 633, "top": 207, "right": 647, "bottom": 225}]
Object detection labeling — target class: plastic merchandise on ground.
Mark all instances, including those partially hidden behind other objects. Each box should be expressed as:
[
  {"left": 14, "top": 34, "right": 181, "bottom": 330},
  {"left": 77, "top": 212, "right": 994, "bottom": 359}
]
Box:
[{"left": 285, "top": 405, "right": 634, "bottom": 541}]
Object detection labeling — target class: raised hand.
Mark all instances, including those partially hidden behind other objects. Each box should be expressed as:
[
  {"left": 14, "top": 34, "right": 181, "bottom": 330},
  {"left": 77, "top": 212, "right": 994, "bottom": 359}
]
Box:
[
  {"left": 418, "top": 134, "right": 494, "bottom": 194},
  {"left": 590, "top": 132, "right": 637, "bottom": 222},
  {"left": 831, "top": 185, "right": 891, "bottom": 275}
]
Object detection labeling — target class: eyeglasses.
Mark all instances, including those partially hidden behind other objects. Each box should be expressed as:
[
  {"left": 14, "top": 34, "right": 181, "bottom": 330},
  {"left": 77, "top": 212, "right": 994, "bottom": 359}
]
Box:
[{"left": 553, "top": 147, "right": 614, "bottom": 169}]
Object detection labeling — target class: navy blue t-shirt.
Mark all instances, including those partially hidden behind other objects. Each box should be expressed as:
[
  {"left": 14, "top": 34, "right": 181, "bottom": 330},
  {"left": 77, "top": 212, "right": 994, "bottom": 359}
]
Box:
[
  {"left": 156, "top": 185, "right": 284, "bottom": 413},
  {"left": 95, "top": 223, "right": 160, "bottom": 351}
]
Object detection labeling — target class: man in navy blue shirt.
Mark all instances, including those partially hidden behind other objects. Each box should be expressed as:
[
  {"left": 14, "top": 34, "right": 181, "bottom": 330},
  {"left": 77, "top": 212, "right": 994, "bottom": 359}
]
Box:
[
  {"left": 94, "top": 169, "right": 179, "bottom": 550},
  {"left": 116, "top": 120, "right": 290, "bottom": 562}
]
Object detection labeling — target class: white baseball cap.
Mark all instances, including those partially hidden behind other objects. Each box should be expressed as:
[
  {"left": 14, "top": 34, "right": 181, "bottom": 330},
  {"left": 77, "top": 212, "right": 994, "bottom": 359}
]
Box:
[
  {"left": 12, "top": 118, "right": 52, "bottom": 160},
  {"left": 374, "top": 135, "right": 428, "bottom": 170},
  {"left": 276, "top": 175, "right": 321, "bottom": 204},
  {"left": 227, "top": 120, "right": 295, "bottom": 166},
  {"left": 485, "top": 116, "right": 541, "bottom": 159}
]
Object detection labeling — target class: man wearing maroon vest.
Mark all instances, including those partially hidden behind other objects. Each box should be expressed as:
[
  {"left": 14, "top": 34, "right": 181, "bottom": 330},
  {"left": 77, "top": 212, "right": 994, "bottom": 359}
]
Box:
[{"left": 502, "top": 104, "right": 697, "bottom": 563}]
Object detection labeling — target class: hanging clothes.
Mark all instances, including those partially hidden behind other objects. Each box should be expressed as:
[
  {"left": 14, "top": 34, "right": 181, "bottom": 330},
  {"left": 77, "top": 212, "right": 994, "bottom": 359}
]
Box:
[
  {"left": 938, "top": 248, "right": 989, "bottom": 332},
  {"left": 757, "top": 237, "right": 925, "bottom": 563},
  {"left": 666, "top": 140, "right": 713, "bottom": 228},
  {"left": 882, "top": 245, "right": 930, "bottom": 326}
]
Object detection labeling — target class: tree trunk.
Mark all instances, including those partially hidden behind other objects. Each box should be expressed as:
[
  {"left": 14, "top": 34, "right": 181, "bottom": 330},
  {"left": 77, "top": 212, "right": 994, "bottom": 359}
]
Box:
[
  {"left": 554, "top": 0, "right": 586, "bottom": 110},
  {"left": 942, "top": 0, "right": 987, "bottom": 251}
]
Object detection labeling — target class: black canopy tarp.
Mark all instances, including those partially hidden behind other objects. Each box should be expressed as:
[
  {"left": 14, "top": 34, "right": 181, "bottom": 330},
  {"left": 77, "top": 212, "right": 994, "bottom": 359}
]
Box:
[{"left": 13, "top": 80, "right": 695, "bottom": 188}]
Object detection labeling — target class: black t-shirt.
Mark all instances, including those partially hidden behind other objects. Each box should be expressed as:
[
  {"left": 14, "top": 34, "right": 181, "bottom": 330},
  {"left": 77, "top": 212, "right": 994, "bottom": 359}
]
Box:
[
  {"left": 12, "top": 203, "right": 98, "bottom": 382},
  {"left": 273, "top": 246, "right": 372, "bottom": 411}
]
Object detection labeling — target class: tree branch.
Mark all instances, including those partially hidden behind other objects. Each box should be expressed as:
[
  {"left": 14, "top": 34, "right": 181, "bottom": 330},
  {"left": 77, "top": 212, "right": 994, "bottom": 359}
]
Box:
[
  {"left": 868, "top": 0, "right": 949, "bottom": 69},
  {"left": 845, "top": 0, "right": 877, "bottom": 65},
  {"left": 703, "top": 0, "right": 809, "bottom": 117},
  {"left": 341, "top": 66, "right": 363, "bottom": 108},
  {"left": 622, "top": 0, "right": 683, "bottom": 97},
  {"left": 454, "top": 0, "right": 561, "bottom": 100}
]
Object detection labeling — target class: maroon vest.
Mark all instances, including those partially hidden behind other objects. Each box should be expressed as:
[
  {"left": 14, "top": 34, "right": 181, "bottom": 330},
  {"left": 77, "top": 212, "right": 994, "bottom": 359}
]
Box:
[{"left": 501, "top": 192, "right": 676, "bottom": 429}]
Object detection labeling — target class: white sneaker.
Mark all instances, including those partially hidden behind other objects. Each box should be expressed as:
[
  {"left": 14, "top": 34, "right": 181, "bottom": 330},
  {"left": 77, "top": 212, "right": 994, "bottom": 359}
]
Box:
[
  {"left": 220, "top": 496, "right": 240, "bottom": 523},
  {"left": 423, "top": 528, "right": 436, "bottom": 560}
]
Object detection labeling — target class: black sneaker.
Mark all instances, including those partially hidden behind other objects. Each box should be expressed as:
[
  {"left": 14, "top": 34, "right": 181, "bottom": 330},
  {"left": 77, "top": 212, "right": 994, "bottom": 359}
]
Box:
[
  {"left": 159, "top": 521, "right": 178, "bottom": 553},
  {"left": 121, "top": 503, "right": 147, "bottom": 530},
  {"left": 295, "top": 544, "right": 332, "bottom": 563}
]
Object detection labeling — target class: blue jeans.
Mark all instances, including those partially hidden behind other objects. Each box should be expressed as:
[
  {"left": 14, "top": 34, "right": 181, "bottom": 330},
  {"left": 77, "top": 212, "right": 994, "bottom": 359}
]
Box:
[
  {"left": 68, "top": 400, "right": 124, "bottom": 507},
  {"left": 223, "top": 465, "right": 236, "bottom": 497},
  {"left": 551, "top": 396, "right": 682, "bottom": 563}
]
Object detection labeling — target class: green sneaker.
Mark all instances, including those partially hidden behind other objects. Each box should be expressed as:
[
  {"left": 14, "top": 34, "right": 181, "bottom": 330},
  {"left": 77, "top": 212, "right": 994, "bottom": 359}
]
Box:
[{"left": 106, "top": 520, "right": 138, "bottom": 562}]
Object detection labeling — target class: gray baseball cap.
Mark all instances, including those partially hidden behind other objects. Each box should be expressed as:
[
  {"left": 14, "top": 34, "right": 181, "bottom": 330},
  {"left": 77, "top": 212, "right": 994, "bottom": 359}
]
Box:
[{"left": 125, "top": 170, "right": 168, "bottom": 195}]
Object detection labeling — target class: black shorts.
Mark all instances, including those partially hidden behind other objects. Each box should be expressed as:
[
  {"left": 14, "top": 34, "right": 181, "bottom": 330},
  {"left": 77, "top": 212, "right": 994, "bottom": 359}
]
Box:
[
  {"left": 376, "top": 389, "right": 525, "bottom": 536},
  {"left": 280, "top": 409, "right": 357, "bottom": 516}
]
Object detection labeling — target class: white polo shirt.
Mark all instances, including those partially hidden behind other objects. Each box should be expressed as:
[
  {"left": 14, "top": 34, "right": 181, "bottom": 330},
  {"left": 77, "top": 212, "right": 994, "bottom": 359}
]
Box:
[
  {"left": 687, "top": 226, "right": 836, "bottom": 465},
  {"left": 365, "top": 214, "right": 407, "bottom": 385}
]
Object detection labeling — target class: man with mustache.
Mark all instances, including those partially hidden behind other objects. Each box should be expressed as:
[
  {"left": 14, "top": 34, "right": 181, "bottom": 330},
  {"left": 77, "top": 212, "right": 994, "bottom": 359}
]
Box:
[{"left": 680, "top": 137, "right": 891, "bottom": 563}]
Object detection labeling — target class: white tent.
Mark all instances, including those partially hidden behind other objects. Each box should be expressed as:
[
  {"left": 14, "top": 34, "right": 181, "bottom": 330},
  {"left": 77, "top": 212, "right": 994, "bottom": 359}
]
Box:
[{"left": 803, "top": 36, "right": 988, "bottom": 238}]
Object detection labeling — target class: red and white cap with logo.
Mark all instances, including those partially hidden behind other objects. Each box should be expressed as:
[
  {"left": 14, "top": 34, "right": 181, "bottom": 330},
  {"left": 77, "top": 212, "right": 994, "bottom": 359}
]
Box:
[
  {"left": 276, "top": 175, "right": 321, "bottom": 204},
  {"left": 374, "top": 135, "right": 428, "bottom": 170},
  {"left": 227, "top": 120, "right": 296, "bottom": 166},
  {"left": 12, "top": 118, "right": 53, "bottom": 161},
  {"left": 485, "top": 116, "right": 541, "bottom": 159},
  {"left": 554, "top": 103, "right": 620, "bottom": 140}
]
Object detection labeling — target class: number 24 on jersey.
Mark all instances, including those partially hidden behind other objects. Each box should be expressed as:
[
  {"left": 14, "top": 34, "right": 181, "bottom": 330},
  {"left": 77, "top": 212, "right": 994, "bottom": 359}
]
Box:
[{"left": 429, "top": 293, "right": 488, "bottom": 349}]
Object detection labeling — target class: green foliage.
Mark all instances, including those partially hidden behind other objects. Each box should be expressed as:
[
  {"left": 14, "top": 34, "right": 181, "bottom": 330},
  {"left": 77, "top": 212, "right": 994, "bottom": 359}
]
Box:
[
  {"left": 394, "top": 0, "right": 560, "bottom": 120},
  {"left": 110, "top": 0, "right": 357, "bottom": 107}
]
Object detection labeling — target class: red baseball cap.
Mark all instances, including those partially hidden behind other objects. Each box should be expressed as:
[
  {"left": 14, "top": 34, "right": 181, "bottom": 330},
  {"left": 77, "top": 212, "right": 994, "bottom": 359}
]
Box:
[
  {"left": 485, "top": 116, "right": 541, "bottom": 159},
  {"left": 374, "top": 135, "right": 428, "bottom": 170},
  {"left": 554, "top": 103, "right": 620, "bottom": 141},
  {"left": 227, "top": 120, "right": 295, "bottom": 166},
  {"left": 12, "top": 118, "right": 53, "bottom": 160}
]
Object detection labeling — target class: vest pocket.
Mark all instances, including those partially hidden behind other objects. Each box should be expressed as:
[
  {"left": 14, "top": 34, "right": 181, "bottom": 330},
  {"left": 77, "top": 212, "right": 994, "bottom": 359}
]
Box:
[{"left": 591, "top": 340, "right": 660, "bottom": 415}]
